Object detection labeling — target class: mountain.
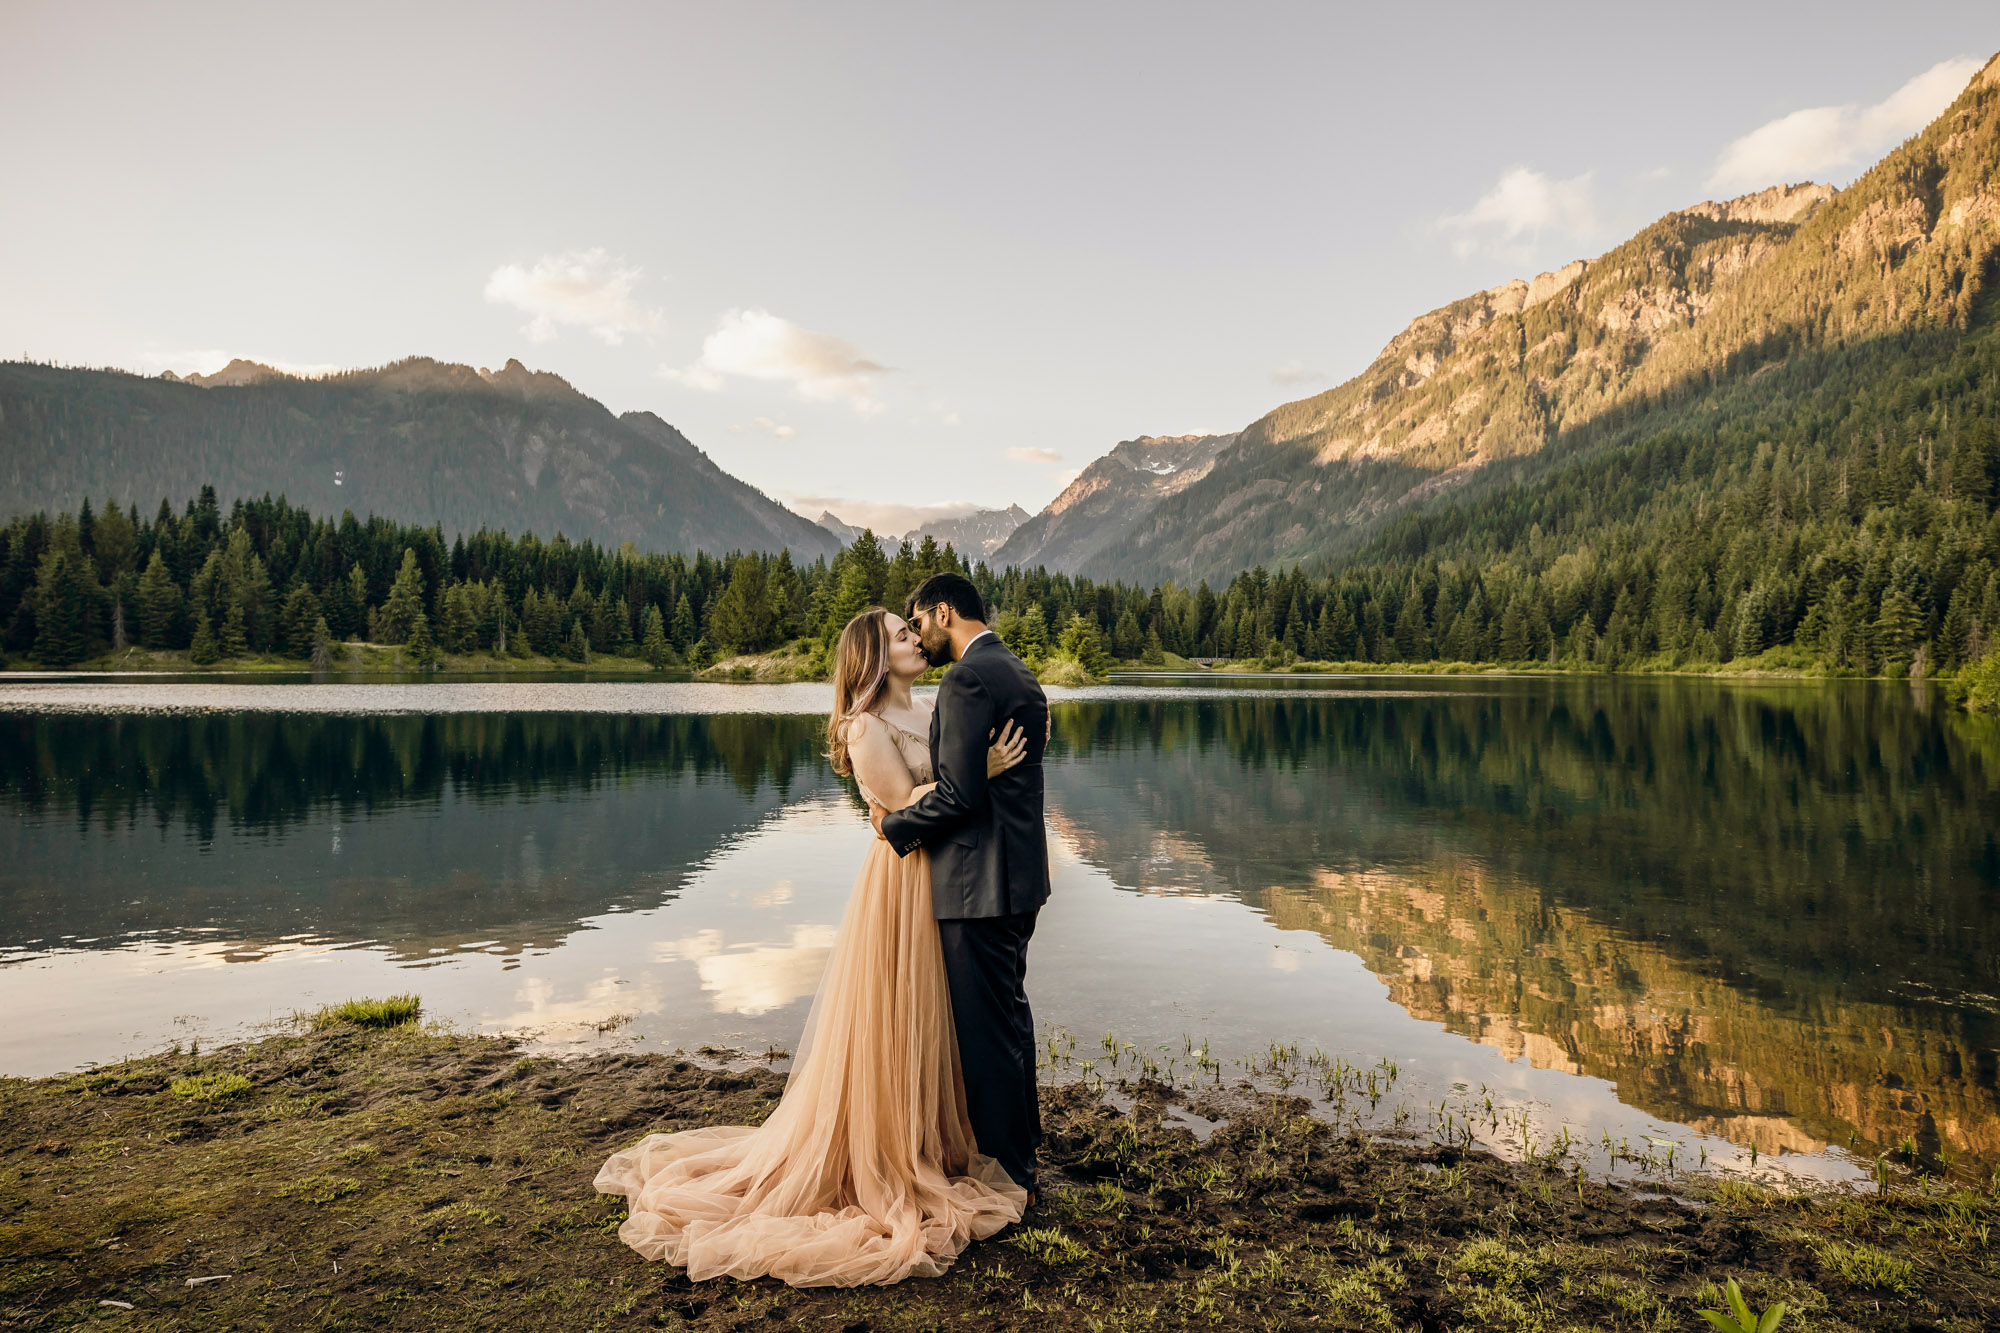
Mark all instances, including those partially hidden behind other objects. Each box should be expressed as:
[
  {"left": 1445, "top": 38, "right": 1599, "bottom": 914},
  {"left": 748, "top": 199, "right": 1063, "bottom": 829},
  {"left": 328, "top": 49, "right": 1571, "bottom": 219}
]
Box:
[
  {"left": 1044, "top": 53, "right": 2000, "bottom": 585},
  {"left": 914, "top": 504, "right": 1030, "bottom": 557},
  {"left": 814, "top": 504, "right": 1030, "bottom": 557},
  {"left": 0, "top": 357, "right": 842, "bottom": 560},
  {"left": 814, "top": 510, "right": 867, "bottom": 546},
  {"left": 993, "top": 434, "right": 1236, "bottom": 573}
]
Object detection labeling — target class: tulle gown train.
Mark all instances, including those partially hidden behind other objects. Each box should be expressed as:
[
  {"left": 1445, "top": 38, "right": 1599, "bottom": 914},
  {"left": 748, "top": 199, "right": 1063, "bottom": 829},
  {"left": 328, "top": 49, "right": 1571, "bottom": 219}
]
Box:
[{"left": 594, "top": 832, "right": 1025, "bottom": 1286}]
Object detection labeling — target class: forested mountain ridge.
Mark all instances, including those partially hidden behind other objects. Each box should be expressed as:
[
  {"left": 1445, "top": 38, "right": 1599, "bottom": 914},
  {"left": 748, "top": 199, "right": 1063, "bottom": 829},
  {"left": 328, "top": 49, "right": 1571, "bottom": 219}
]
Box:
[
  {"left": 0, "top": 356, "right": 841, "bottom": 561},
  {"left": 1083, "top": 53, "right": 2000, "bottom": 585}
]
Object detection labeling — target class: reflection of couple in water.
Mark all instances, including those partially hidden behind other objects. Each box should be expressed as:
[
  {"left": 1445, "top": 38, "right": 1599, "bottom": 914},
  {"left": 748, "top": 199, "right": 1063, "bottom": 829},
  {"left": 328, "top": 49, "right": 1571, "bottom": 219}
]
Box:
[{"left": 596, "top": 572, "right": 1053, "bottom": 1285}]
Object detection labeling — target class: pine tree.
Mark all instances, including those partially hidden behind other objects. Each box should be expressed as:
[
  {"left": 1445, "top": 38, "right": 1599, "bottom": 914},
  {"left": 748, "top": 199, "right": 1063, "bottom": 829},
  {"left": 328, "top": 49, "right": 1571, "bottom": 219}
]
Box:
[
  {"left": 111, "top": 597, "right": 128, "bottom": 653},
  {"left": 188, "top": 609, "right": 219, "bottom": 664},
  {"left": 1874, "top": 590, "right": 1922, "bottom": 669},
  {"left": 137, "top": 551, "right": 182, "bottom": 648},
  {"left": 441, "top": 583, "right": 477, "bottom": 654},
  {"left": 1112, "top": 608, "right": 1143, "bottom": 660},
  {"left": 1323, "top": 595, "right": 1357, "bottom": 660},
  {"left": 1392, "top": 592, "right": 1431, "bottom": 661},
  {"left": 709, "top": 554, "right": 775, "bottom": 653},
  {"left": 220, "top": 601, "right": 251, "bottom": 658},
  {"left": 884, "top": 541, "right": 918, "bottom": 615},
  {"left": 280, "top": 583, "right": 323, "bottom": 658},
  {"left": 1012, "top": 604, "right": 1050, "bottom": 664},
  {"left": 1498, "top": 597, "right": 1529, "bottom": 661},
  {"left": 829, "top": 531, "right": 889, "bottom": 630},
  {"left": 1056, "top": 612, "right": 1110, "bottom": 678},
  {"left": 32, "top": 551, "right": 90, "bottom": 666},
  {"left": 671, "top": 594, "right": 697, "bottom": 651},
  {"left": 310, "top": 615, "right": 333, "bottom": 672},
  {"left": 641, "top": 604, "right": 671, "bottom": 669},
  {"left": 380, "top": 549, "right": 426, "bottom": 644},
  {"left": 346, "top": 564, "right": 371, "bottom": 639},
  {"left": 406, "top": 609, "right": 441, "bottom": 670},
  {"left": 767, "top": 551, "right": 807, "bottom": 641},
  {"left": 1141, "top": 626, "right": 1166, "bottom": 666}
]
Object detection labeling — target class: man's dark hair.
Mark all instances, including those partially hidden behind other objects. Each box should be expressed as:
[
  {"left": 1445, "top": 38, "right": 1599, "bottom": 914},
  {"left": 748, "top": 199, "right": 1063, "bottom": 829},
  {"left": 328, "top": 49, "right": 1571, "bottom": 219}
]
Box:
[{"left": 906, "top": 572, "right": 986, "bottom": 623}]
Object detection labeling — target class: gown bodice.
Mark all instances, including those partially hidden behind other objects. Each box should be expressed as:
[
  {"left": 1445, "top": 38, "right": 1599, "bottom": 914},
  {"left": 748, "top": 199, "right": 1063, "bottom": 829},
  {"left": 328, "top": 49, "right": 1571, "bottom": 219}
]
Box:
[{"left": 854, "top": 709, "right": 933, "bottom": 807}]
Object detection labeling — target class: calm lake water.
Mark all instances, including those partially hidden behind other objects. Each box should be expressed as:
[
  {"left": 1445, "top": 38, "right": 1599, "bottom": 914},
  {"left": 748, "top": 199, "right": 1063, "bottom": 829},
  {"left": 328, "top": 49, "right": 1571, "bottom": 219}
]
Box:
[{"left": 3, "top": 673, "right": 1997, "bottom": 1185}]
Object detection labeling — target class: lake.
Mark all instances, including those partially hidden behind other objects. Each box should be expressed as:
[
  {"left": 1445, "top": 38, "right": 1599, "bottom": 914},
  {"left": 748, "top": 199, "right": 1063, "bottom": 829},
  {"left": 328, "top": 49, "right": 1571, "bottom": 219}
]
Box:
[{"left": 3, "top": 672, "right": 1996, "bottom": 1186}]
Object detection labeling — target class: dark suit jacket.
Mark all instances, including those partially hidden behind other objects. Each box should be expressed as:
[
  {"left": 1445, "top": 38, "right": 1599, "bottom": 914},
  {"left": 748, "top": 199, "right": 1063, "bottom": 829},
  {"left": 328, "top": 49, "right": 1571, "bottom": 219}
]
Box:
[{"left": 880, "top": 634, "right": 1051, "bottom": 920}]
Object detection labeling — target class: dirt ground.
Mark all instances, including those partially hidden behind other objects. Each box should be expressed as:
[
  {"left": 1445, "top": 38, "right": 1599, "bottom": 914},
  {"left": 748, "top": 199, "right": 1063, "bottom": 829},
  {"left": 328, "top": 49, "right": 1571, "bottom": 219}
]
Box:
[{"left": 3, "top": 1021, "right": 1995, "bottom": 1331}]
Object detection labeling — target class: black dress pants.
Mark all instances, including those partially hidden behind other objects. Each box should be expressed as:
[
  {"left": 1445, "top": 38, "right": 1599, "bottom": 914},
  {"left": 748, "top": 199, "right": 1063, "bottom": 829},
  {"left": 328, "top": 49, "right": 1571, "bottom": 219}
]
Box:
[{"left": 936, "top": 909, "right": 1040, "bottom": 1189}]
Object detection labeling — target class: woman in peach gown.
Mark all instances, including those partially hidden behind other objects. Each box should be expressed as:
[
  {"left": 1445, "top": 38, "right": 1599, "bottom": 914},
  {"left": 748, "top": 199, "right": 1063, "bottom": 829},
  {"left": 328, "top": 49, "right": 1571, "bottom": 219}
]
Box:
[{"left": 594, "top": 607, "right": 1030, "bottom": 1287}]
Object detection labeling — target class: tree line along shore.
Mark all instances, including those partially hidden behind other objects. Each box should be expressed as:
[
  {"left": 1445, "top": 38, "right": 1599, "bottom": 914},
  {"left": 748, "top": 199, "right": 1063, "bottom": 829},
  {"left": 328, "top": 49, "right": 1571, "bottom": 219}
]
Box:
[{"left": 3, "top": 479, "right": 1997, "bottom": 709}]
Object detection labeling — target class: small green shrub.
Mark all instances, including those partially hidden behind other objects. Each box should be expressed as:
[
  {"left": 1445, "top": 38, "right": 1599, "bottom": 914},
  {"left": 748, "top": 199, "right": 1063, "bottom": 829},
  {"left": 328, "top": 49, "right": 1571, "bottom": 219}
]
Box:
[
  {"left": 1452, "top": 1236, "right": 1544, "bottom": 1289},
  {"left": 168, "top": 1072, "right": 252, "bottom": 1103},
  {"left": 1808, "top": 1237, "right": 1917, "bottom": 1293},
  {"left": 1036, "top": 654, "right": 1094, "bottom": 687},
  {"left": 1698, "top": 1275, "right": 1787, "bottom": 1332},
  {"left": 1006, "top": 1225, "right": 1089, "bottom": 1265},
  {"left": 309, "top": 994, "right": 421, "bottom": 1030}
]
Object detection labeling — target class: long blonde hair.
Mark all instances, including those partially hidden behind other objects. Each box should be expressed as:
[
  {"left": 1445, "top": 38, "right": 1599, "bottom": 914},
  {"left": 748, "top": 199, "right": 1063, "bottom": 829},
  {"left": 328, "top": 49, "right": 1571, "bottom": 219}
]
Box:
[{"left": 827, "top": 607, "right": 892, "bottom": 776}]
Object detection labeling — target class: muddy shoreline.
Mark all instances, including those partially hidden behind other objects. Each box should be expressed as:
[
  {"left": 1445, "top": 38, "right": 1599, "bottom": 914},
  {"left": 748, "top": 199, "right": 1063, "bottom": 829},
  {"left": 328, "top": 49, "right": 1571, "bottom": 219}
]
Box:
[{"left": 3, "top": 1024, "right": 1995, "bottom": 1331}]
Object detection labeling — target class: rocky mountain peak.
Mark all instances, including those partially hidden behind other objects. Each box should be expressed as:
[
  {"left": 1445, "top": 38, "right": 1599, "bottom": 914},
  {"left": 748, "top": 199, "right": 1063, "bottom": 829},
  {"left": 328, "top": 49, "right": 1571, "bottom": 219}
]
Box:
[{"left": 183, "top": 358, "right": 290, "bottom": 388}]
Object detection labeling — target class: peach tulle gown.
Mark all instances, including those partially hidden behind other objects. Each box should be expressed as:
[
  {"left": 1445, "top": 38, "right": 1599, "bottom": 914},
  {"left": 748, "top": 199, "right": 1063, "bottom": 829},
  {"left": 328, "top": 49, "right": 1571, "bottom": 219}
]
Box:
[{"left": 594, "top": 715, "right": 1026, "bottom": 1286}]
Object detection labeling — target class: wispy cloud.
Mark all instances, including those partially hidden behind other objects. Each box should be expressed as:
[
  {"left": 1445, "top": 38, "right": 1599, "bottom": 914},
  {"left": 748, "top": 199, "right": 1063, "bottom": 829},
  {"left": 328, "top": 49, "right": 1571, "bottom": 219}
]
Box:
[
  {"left": 1006, "top": 447, "right": 1062, "bottom": 464},
  {"left": 660, "top": 308, "right": 889, "bottom": 413},
  {"left": 1270, "top": 361, "right": 1327, "bottom": 387},
  {"left": 1707, "top": 57, "right": 1980, "bottom": 193},
  {"left": 482, "top": 248, "right": 663, "bottom": 345},
  {"left": 1438, "top": 167, "right": 1598, "bottom": 260},
  {"left": 750, "top": 416, "right": 796, "bottom": 440}
]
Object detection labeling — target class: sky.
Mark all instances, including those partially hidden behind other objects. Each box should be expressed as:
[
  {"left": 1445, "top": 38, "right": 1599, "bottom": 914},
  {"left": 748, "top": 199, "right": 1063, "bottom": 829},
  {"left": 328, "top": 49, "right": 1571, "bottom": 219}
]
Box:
[{"left": 2, "top": 4, "right": 1994, "bottom": 535}]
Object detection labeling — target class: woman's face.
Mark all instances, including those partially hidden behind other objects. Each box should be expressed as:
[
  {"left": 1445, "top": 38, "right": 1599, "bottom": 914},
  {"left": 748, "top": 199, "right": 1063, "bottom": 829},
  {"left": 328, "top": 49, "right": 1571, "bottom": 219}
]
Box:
[{"left": 883, "top": 614, "right": 928, "bottom": 680}]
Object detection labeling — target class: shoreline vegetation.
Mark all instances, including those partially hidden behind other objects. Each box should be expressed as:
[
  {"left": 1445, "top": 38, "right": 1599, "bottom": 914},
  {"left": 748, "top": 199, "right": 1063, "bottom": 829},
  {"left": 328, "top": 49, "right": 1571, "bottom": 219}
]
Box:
[
  {"left": 13, "top": 635, "right": 2000, "bottom": 700},
  {"left": 3, "top": 486, "right": 1997, "bottom": 712},
  {"left": 3, "top": 1007, "right": 1996, "bottom": 1331}
]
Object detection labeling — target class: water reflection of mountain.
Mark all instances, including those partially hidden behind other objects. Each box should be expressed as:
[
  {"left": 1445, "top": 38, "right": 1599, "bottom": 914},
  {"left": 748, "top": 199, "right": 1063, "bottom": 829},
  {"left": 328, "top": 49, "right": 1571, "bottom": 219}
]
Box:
[
  {"left": 1045, "top": 683, "right": 2000, "bottom": 1166},
  {"left": 0, "top": 713, "right": 837, "bottom": 957}
]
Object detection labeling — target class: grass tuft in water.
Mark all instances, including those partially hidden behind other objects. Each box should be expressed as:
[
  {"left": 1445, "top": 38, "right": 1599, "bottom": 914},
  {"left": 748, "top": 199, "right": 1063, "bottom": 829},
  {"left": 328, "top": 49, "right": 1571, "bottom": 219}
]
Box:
[{"left": 308, "top": 994, "right": 422, "bottom": 1030}]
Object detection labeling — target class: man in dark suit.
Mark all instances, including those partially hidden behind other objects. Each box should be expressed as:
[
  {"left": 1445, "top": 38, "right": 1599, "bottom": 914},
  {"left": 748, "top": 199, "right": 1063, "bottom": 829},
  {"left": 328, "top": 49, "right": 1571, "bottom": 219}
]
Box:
[{"left": 869, "top": 572, "right": 1049, "bottom": 1198}]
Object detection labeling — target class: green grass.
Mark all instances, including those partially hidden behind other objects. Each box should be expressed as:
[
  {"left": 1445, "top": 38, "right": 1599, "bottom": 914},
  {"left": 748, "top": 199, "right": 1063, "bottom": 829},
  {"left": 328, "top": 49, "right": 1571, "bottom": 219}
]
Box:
[
  {"left": 168, "top": 1071, "right": 252, "bottom": 1103},
  {"left": 308, "top": 994, "right": 422, "bottom": 1030}
]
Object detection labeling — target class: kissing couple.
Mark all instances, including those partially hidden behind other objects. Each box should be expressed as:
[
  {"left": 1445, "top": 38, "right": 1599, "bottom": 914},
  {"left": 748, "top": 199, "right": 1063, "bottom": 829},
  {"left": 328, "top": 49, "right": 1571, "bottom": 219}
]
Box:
[{"left": 596, "top": 572, "right": 1051, "bottom": 1287}]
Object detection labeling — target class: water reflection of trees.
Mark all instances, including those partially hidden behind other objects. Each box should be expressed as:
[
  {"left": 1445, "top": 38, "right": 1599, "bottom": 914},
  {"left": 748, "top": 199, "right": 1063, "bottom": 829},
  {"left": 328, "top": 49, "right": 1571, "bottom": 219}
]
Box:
[
  {"left": 0, "top": 713, "right": 825, "bottom": 841},
  {"left": 1046, "top": 681, "right": 2000, "bottom": 1167},
  {"left": 1051, "top": 683, "right": 2000, "bottom": 999}
]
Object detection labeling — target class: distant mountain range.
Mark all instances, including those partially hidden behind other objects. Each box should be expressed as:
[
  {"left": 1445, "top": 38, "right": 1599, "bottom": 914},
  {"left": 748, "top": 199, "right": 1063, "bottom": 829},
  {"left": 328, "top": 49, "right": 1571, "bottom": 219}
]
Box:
[
  {"left": 0, "top": 357, "right": 841, "bottom": 560},
  {"left": 814, "top": 504, "right": 1031, "bottom": 558},
  {"left": 1009, "top": 52, "right": 2000, "bottom": 584}
]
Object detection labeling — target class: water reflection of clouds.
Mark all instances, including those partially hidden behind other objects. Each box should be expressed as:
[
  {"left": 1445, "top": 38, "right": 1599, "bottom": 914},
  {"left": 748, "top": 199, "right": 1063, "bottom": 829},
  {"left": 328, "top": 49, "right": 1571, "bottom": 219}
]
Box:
[
  {"left": 656, "top": 925, "right": 838, "bottom": 1016},
  {"left": 487, "top": 972, "right": 664, "bottom": 1038}
]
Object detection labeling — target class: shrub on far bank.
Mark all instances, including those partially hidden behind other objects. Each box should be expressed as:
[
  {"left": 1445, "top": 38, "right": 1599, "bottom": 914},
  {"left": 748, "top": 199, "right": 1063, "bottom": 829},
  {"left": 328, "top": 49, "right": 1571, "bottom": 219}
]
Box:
[{"left": 1964, "top": 651, "right": 2000, "bottom": 712}]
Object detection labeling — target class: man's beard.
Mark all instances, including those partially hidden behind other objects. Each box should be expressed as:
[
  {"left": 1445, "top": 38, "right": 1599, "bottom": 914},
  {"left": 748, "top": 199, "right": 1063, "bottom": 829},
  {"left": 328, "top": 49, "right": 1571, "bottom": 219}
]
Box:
[{"left": 917, "top": 624, "right": 953, "bottom": 666}]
